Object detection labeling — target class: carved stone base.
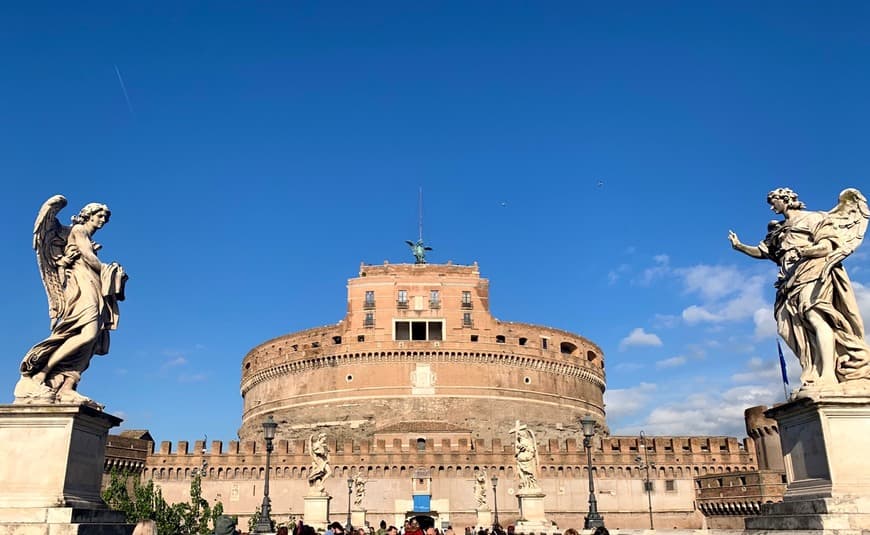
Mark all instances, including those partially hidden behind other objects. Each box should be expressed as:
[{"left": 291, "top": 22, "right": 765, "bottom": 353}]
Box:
[
  {"left": 743, "top": 392, "right": 870, "bottom": 532},
  {"left": 351, "top": 509, "right": 366, "bottom": 529},
  {"left": 515, "top": 491, "right": 557, "bottom": 534},
  {"left": 0, "top": 404, "right": 132, "bottom": 533},
  {"left": 474, "top": 507, "right": 491, "bottom": 528},
  {"left": 303, "top": 494, "right": 331, "bottom": 531}
]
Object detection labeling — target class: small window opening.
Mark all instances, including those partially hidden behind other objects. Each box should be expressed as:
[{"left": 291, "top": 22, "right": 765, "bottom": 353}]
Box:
[
  {"left": 496, "top": 335, "right": 506, "bottom": 343},
  {"left": 470, "top": 335, "right": 479, "bottom": 342},
  {"left": 519, "top": 337, "right": 527, "bottom": 346}
]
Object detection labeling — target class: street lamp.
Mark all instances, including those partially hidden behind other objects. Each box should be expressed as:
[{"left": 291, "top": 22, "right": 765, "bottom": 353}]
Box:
[
  {"left": 254, "top": 416, "right": 277, "bottom": 534},
  {"left": 580, "top": 414, "right": 605, "bottom": 530},
  {"left": 346, "top": 477, "right": 354, "bottom": 531},
  {"left": 635, "top": 431, "right": 655, "bottom": 530},
  {"left": 490, "top": 474, "right": 499, "bottom": 530}
]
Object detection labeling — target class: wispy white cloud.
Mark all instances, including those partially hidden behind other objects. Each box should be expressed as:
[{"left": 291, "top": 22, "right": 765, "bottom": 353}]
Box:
[
  {"left": 619, "top": 328, "right": 663, "bottom": 350},
  {"left": 652, "top": 314, "right": 679, "bottom": 328},
  {"left": 753, "top": 306, "right": 777, "bottom": 339},
  {"left": 637, "top": 254, "right": 671, "bottom": 285},
  {"left": 162, "top": 356, "right": 188, "bottom": 369},
  {"left": 656, "top": 356, "right": 687, "bottom": 369},
  {"left": 178, "top": 373, "right": 208, "bottom": 383},
  {"left": 607, "top": 263, "right": 632, "bottom": 285},
  {"left": 604, "top": 382, "right": 657, "bottom": 420},
  {"left": 677, "top": 265, "right": 771, "bottom": 326}
]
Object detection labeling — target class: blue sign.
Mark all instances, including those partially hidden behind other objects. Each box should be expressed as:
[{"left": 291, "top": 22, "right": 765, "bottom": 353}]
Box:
[{"left": 413, "top": 495, "right": 431, "bottom": 512}]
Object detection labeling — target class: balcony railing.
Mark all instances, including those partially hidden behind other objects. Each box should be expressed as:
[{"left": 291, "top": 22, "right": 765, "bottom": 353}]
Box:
[
  {"left": 461, "top": 301, "right": 473, "bottom": 309},
  {"left": 363, "top": 319, "right": 375, "bottom": 328},
  {"left": 429, "top": 300, "right": 441, "bottom": 309},
  {"left": 462, "top": 319, "right": 473, "bottom": 328},
  {"left": 363, "top": 300, "right": 376, "bottom": 309},
  {"left": 397, "top": 300, "right": 409, "bottom": 309}
]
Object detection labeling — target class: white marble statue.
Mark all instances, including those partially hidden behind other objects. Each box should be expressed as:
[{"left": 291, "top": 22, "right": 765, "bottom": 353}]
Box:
[
  {"left": 14, "top": 195, "right": 128, "bottom": 408},
  {"left": 308, "top": 432, "right": 332, "bottom": 495},
  {"left": 473, "top": 469, "right": 488, "bottom": 508},
  {"left": 352, "top": 472, "right": 367, "bottom": 508},
  {"left": 729, "top": 187, "right": 870, "bottom": 390},
  {"left": 510, "top": 420, "right": 540, "bottom": 492}
]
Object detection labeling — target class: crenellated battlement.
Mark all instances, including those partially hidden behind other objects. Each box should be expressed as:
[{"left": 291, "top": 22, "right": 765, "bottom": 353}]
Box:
[
  {"left": 149, "top": 436, "right": 754, "bottom": 464},
  {"left": 142, "top": 434, "right": 756, "bottom": 488}
]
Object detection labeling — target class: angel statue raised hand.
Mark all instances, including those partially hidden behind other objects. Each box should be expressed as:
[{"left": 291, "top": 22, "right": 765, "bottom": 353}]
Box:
[
  {"left": 728, "top": 188, "right": 870, "bottom": 392},
  {"left": 13, "top": 195, "right": 128, "bottom": 409}
]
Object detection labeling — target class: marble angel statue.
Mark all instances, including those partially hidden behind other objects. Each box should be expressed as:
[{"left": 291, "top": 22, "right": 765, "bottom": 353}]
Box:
[
  {"left": 473, "top": 469, "right": 488, "bottom": 508},
  {"left": 352, "top": 472, "right": 367, "bottom": 508},
  {"left": 729, "top": 187, "right": 870, "bottom": 390},
  {"left": 510, "top": 421, "right": 540, "bottom": 492},
  {"left": 14, "top": 195, "right": 128, "bottom": 408},
  {"left": 308, "top": 432, "right": 332, "bottom": 495}
]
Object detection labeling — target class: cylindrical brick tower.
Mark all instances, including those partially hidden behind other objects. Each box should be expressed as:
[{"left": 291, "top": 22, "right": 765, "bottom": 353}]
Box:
[{"left": 239, "top": 262, "right": 606, "bottom": 443}]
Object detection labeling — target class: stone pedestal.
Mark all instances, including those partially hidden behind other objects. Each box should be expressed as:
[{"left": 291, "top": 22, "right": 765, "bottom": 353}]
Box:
[
  {"left": 0, "top": 403, "right": 133, "bottom": 534},
  {"left": 475, "top": 506, "right": 491, "bottom": 528},
  {"left": 745, "top": 390, "right": 870, "bottom": 532},
  {"left": 303, "top": 494, "right": 331, "bottom": 531},
  {"left": 515, "top": 491, "right": 556, "bottom": 534},
  {"left": 351, "top": 509, "right": 366, "bottom": 529}
]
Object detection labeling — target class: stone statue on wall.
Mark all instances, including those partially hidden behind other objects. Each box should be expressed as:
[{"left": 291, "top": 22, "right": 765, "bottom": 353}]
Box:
[
  {"left": 729, "top": 187, "right": 870, "bottom": 391},
  {"left": 405, "top": 239, "right": 432, "bottom": 264},
  {"left": 473, "top": 469, "right": 488, "bottom": 508},
  {"left": 352, "top": 472, "right": 367, "bottom": 508},
  {"left": 13, "top": 195, "right": 128, "bottom": 408},
  {"left": 307, "top": 432, "right": 332, "bottom": 495},
  {"left": 510, "top": 420, "right": 540, "bottom": 492}
]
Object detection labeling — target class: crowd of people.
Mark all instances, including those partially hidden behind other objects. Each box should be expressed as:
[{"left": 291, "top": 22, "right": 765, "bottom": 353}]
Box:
[{"left": 130, "top": 515, "right": 613, "bottom": 535}]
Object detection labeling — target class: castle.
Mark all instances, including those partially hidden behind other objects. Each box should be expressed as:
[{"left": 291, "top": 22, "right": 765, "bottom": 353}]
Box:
[{"left": 114, "top": 260, "right": 782, "bottom": 529}]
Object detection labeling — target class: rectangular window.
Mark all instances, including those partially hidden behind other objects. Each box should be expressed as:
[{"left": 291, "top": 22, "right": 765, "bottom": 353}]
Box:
[
  {"left": 394, "top": 320, "right": 444, "bottom": 341},
  {"left": 463, "top": 312, "right": 472, "bottom": 327},
  {"left": 364, "top": 291, "right": 375, "bottom": 308},
  {"left": 461, "top": 291, "right": 472, "bottom": 308},
  {"left": 541, "top": 337, "right": 549, "bottom": 349},
  {"left": 364, "top": 312, "right": 374, "bottom": 327},
  {"left": 411, "top": 321, "right": 427, "bottom": 340},
  {"left": 397, "top": 290, "right": 408, "bottom": 308},
  {"left": 396, "top": 321, "right": 410, "bottom": 340},
  {"left": 665, "top": 479, "right": 676, "bottom": 492},
  {"left": 430, "top": 290, "right": 440, "bottom": 308}
]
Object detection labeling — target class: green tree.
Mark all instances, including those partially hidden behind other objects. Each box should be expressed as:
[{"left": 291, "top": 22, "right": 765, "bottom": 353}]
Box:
[{"left": 103, "top": 469, "right": 223, "bottom": 534}]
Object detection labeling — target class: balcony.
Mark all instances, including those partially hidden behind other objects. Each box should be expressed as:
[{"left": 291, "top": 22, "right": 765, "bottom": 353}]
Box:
[
  {"left": 363, "top": 318, "right": 375, "bottom": 328},
  {"left": 363, "top": 300, "right": 376, "bottom": 310},
  {"left": 461, "top": 301, "right": 473, "bottom": 309},
  {"left": 429, "top": 300, "right": 441, "bottom": 309},
  {"left": 462, "top": 318, "right": 473, "bottom": 328},
  {"left": 397, "top": 300, "right": 409, "bottom": 309}
]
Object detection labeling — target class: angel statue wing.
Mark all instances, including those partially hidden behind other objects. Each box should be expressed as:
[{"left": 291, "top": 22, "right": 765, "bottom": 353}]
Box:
[
  {"left": 33, "top": 195, "right": 71, "bottom": 322},
  {"left": 824, "top": 188, "right": 870, "bottom": 277}
]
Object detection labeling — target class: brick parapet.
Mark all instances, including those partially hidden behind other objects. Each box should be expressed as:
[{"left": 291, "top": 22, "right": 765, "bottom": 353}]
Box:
[{"left": 144, "top": 434, "right": 756, "bottom": 481}]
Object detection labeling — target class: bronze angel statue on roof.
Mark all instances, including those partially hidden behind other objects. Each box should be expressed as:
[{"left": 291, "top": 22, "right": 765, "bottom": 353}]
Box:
[
  {"left": 13, "top": 195, "right": 128, "bottom": 409},
  {"left": 405, "top": 239, "right": 432, "bottom": 264},
  {"left": 728, "top": 187, "right": 869, "bottom": 393}
]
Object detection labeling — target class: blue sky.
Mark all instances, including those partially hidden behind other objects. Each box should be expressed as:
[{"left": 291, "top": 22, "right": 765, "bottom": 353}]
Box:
[{"left": 2, "top": 2, "right": 870, "bottom": 444}]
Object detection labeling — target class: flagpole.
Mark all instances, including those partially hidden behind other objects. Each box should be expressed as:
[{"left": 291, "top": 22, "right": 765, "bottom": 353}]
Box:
[{"left": 777, "top": 339, "right": 790, "bottom": 401}]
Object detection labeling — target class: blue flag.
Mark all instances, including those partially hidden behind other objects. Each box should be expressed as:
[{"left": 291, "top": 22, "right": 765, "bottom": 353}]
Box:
[{"left": 777, "top": 339, "right": 789, "bottom": 386}]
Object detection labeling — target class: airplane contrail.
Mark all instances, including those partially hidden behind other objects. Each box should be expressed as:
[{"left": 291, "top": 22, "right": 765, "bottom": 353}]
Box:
[{"left": 113, "top": 64, "right": 135, "bottom": 117}]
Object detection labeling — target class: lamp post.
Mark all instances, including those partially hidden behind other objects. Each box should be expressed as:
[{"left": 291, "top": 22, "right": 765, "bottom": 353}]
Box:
[
  {"left": 580, "top": 414, "right": 605, "bottom": 530},
  {"left": 490, "top": 474, "right": 499, "bottom": 530},
  {"left": 635, "top": 431, "right": 654, "bottom": 530},
  {"left": 254, "top": 416, "right": 277, "bottom": 533},
  {"left": 346, "top": 477, "right": 353, "bottom": 531}
]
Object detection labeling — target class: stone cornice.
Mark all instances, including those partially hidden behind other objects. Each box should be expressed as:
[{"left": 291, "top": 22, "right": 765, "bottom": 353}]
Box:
[{"left": 240, "top": 349, "right": 605, "bottom": 396}]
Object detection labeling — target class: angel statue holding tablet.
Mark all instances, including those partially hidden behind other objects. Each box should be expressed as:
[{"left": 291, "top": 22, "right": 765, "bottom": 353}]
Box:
[
  {"left": 728, "top": 187, "right": 869, "bottom": 391},
  {"left": 13, "top": 195, "right": 128, "bottom": 409}
]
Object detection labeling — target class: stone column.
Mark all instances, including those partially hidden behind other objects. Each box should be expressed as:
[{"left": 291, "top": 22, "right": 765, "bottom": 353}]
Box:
[
  {"left": 303, "top": 494, "right": 331, "bottom": 532},
  {"left": 745, "top": 391, "right": 870, "bottom": 532},
  {"left": 0, "top": 403, "right": 133, "bottom": 533}
]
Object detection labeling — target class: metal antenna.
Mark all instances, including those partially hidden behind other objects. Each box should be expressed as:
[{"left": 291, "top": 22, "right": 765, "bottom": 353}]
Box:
[{"left": 418, "top": 187, "right": 424, "bottom": 242}]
